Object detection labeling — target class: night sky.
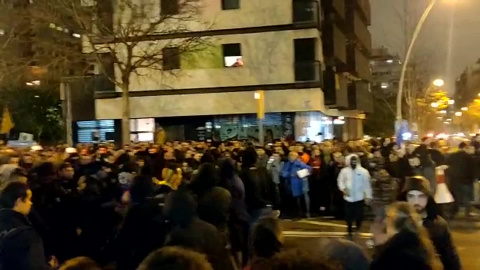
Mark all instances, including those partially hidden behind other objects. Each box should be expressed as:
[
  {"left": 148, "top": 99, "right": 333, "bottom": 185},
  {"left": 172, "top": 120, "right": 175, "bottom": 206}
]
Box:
[{"left": 370, "top": 0, "right": 480, "bottom": 94}]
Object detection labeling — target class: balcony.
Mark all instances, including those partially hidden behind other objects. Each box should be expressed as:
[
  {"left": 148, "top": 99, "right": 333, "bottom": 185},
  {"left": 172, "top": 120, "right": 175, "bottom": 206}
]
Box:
[
  {"left": 295, "top": 61, "right": 322, "bottom": 83},
  {"left": 354, "top": 11, "right": 372, "bottom": 51},
  {"left": 333, "top": 26, "right": 347, "bottom": 64},
  {"left": 355, "top": 81, "right": 373, "bottom": 112},
  {"left": 347, "top": 47, "right": 370, "bottom": 80},
  {"left": 92, "top": 75, "right": 116, "bottom": 98},
  {"left": 356, "top": 0, "right": 371, "bottom": 25},
  {"left": 332, "top": 0, "right": 345, "bottom": 19},
  {"left": 323, "top": 68, "right": 348, "bottom": 107},
  {"left": 355, "top": 49, "right": 370, "bottom": 80},
  {"left": 293, "top": 1, "right": 320, "bottom": 26}
]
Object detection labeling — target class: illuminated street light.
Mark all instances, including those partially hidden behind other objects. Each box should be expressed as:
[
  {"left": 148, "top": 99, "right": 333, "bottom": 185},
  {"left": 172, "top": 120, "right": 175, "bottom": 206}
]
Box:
[
  {"left": 455, "top": 112, "right": 462, "bottom": 117},
  {"left": 433, "top": 79, "right": 445, "bottom": 87},
  {"left": 431, "top": 102, "right": 439, "bottom": 108},
  {"left": 440, "top": 110, "right": 447, "bottom": 114},
  {"left": 461, "top": 107, "right": 468, "bottom": 111},
  {"left": 386, "top": 59, "right": 394, "bottom": 63},
  {"left": 448, "top": 99, "right": 455, "bottom": 105}
]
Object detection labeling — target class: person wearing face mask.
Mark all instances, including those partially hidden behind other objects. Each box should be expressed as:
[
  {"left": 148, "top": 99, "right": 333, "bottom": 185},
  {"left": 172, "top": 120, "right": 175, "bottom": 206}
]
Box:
[
  {"left": 398, "top": 176, "right": 461, "bottom": 270},
  {"left": 337, "top": 154, "right": 372, "bottom": 239}
]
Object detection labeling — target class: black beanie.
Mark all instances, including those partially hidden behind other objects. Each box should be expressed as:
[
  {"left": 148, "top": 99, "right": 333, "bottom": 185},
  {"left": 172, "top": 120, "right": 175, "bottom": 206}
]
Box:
[{"left": 402, "top": 176, "right": 431, "bottom": 195}]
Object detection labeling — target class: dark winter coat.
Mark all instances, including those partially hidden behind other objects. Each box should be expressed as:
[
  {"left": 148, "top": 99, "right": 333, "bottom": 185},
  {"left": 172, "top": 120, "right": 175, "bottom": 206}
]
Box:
[
  {"left": 166, "top": 217, "right": 233, "bottom": 270},
  {"left": 398, "top": 195, "right": 462, "bottom": 270},
  {"left": 371, "top": 230, "right": 434, "bottom": 270},
  {"left": 115, "top": 201, "right": 166, "bottom": 270},
  {"left": 371, "top": 170, "right": 397, "bottom": 206},
  {"left": 197, "top": 186, "right": 232, "bottom": 231},
  {"left": 448, "top": 150, "right": 475, "bottom": 185},
  {"left": 423, "top": 198, "right": 462, "bottom": 270},
  {"left": 429, "top": 149, "right": 446, "bottom": 167},
  {"left": 0, "top": 209, "right": 51, "bottom": 270},
  {"left": 239, "top": 167, "right": 276, "bottom": 214}
]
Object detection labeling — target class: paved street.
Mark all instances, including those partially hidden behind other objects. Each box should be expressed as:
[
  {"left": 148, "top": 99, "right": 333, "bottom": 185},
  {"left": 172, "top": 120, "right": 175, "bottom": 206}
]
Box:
[{"left": 282, "top": 217, "right": 480, "bottom": 270}]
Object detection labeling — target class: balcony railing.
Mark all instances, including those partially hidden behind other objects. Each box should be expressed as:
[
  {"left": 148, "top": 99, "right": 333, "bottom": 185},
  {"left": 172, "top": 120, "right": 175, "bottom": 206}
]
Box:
[
  {"left": 295, "top": 61, "right": 322, "bottom": 83},
  {"left": 293, "top": 1, "right": 320, "bottom": 25},
  {"left": 92, "top": 75, "right": 116, "bottom": 94}
]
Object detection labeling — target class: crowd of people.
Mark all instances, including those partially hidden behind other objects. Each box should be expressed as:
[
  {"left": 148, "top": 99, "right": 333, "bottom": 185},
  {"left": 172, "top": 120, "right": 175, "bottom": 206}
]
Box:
[{"left": 0, "top": 135, "right": 476, "bottom": 270}]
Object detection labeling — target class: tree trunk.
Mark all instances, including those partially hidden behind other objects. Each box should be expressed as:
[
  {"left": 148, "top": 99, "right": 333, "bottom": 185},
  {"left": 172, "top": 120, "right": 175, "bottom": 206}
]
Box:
[{"left": 121, "top": 84, "right": 130, "bottom": 146}]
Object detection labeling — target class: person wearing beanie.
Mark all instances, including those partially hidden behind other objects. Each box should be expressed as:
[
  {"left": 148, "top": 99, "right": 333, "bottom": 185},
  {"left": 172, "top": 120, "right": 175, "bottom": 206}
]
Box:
[{"left": 400, "top": 176, "right": 462, "bottom": 270}]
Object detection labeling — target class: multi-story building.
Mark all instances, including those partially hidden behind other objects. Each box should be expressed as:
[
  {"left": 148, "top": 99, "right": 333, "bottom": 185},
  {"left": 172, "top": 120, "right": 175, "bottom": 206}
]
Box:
[
  {"left": 321, "top": 0, "right": 372, "bottom": 140},
  {"left": 76, "top": 0, "right": 373, "bottom": 143},
  {"left": 0, "top": 0, "right": 86, "bottom": 83},
  {"left": 370, "top": 46, "right": 402, "bottom": 96},
  {"left": 455, "top": 59, "right": 480, "bottom": 109}
]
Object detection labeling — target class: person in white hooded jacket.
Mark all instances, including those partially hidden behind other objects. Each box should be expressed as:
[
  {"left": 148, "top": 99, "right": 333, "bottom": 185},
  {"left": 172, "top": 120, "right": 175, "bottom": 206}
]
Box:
[{"left": 337, "top": 154, "right": 372, "bottom": 238}]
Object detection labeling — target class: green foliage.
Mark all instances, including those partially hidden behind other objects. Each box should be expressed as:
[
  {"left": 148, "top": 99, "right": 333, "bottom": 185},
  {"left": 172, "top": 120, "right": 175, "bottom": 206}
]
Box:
[
  {"left": 180, "top": 45, "right": 223, "bottom": 69},
  {"left": 0, "top": 83, "right": 63, "bottom": 144}
]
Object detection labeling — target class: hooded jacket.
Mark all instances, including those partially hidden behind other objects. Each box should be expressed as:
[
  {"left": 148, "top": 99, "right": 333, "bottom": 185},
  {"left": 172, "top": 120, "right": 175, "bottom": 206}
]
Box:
[
  {"left": 280, "top": 159, "right": 312, "bottom": 197},
  {"left": 337, "top": 154, "right": 372, "bottom": 203},
  {"left": 398, "top": 194, "right": 462, "bottom": 270}
]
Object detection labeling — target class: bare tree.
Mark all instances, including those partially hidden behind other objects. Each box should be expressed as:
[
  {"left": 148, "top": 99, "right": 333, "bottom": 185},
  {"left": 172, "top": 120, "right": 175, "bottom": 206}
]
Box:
[
  {"left": 38, "top": 0, "right": 208, "bottom": 145},
  {"left": 376, "top": 0, "right": 438, "bottom": 132}
]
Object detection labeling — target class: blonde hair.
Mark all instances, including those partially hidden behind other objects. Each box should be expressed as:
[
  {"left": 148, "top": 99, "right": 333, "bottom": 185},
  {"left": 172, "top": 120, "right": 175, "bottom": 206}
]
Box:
[{"left": 387, "top": 202, "right": 443, "bottom": 270}]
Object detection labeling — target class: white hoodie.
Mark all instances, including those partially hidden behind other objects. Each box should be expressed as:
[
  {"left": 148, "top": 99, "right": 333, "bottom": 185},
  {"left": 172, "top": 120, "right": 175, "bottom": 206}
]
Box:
[{"left": 337, "top": 154, "right": 372, "bottom": 203}]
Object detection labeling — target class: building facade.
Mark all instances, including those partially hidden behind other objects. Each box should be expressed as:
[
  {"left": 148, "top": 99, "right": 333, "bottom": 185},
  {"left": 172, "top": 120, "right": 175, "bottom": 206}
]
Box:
[
  {"left": 370, "top": 46, "right": 402, "bottom": 96},
  {"left": 455, "top": 59, "right": 480, "bottom": 109},
  {"left": 80, "top": 0, "right": 372, "bottom": 143},
  {"left": 321, "top": 0, "right": 372, "bottom": 140}
]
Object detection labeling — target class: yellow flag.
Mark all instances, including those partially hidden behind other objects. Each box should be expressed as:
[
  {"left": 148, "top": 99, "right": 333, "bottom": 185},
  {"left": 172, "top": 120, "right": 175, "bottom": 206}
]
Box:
[
  {"left": 256, "top": 91, "right": 265, "bottom": 120},
  {"left": 0, "top": 107, "right": 14, "bottom": 134}
]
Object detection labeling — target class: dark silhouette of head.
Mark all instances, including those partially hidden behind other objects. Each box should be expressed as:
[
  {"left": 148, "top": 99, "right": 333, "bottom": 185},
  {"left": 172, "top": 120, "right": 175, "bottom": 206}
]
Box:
[{"left": 137, "top": 247, "right": 212, "bottom": 270}]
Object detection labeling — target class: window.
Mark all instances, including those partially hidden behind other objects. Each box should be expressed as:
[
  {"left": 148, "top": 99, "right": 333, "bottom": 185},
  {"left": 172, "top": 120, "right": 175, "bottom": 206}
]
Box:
[
  {"left": 161, "top": 0, "right": 179, "bottom": 15},
  {"left": 222, "top": 0, "right": 239, "bottom": 10},
  {"left": 163, "top": 47, "right": 180, "bottom": 70},
  {"left": 222, "top": 44, "right": 242, "bottom": 67}
]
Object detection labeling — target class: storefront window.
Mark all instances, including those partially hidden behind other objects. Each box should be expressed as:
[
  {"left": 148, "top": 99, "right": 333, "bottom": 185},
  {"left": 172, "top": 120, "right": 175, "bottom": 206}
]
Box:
[
  {"left": 211, "top": 113, "right": 286, "bottom": 142},
  {"left": 76, "top": 120, "right": 115, "bottom": 143}
]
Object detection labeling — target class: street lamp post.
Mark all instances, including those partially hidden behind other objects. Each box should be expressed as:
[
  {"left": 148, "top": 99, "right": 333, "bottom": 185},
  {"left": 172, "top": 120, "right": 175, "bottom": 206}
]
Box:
[{"left": 396, "top": 0, "right": 438, "bottom": 126}]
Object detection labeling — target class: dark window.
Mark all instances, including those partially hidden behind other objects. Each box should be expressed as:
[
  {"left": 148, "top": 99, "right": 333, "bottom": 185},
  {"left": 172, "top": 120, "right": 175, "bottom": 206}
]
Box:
[
  {"left": 163, "top": 47, "right": 180, "bottom": 70},
  {"left": 294, "top": 38, "right": 318, "bottom": 82},
  {"left": 222, "top": 0, "right": 240, "bottom": 10},
  {"left": 97, "top": 0, "right": 113, "bottom": 33},
  {"left": 222, "top": 43, "right": 242, "bottom": 67},
  {"left": 161, "top": 0, "right": 179, "bottom": 15}
]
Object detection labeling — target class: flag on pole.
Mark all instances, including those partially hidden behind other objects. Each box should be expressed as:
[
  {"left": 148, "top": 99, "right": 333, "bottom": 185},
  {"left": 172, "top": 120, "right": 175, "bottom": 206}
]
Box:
[
  {"left": 0, "top": 107, "right": 14, "bottom": 134},
  {"left": 255, "top": 90, "right": 265, "bottom": 120}
]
